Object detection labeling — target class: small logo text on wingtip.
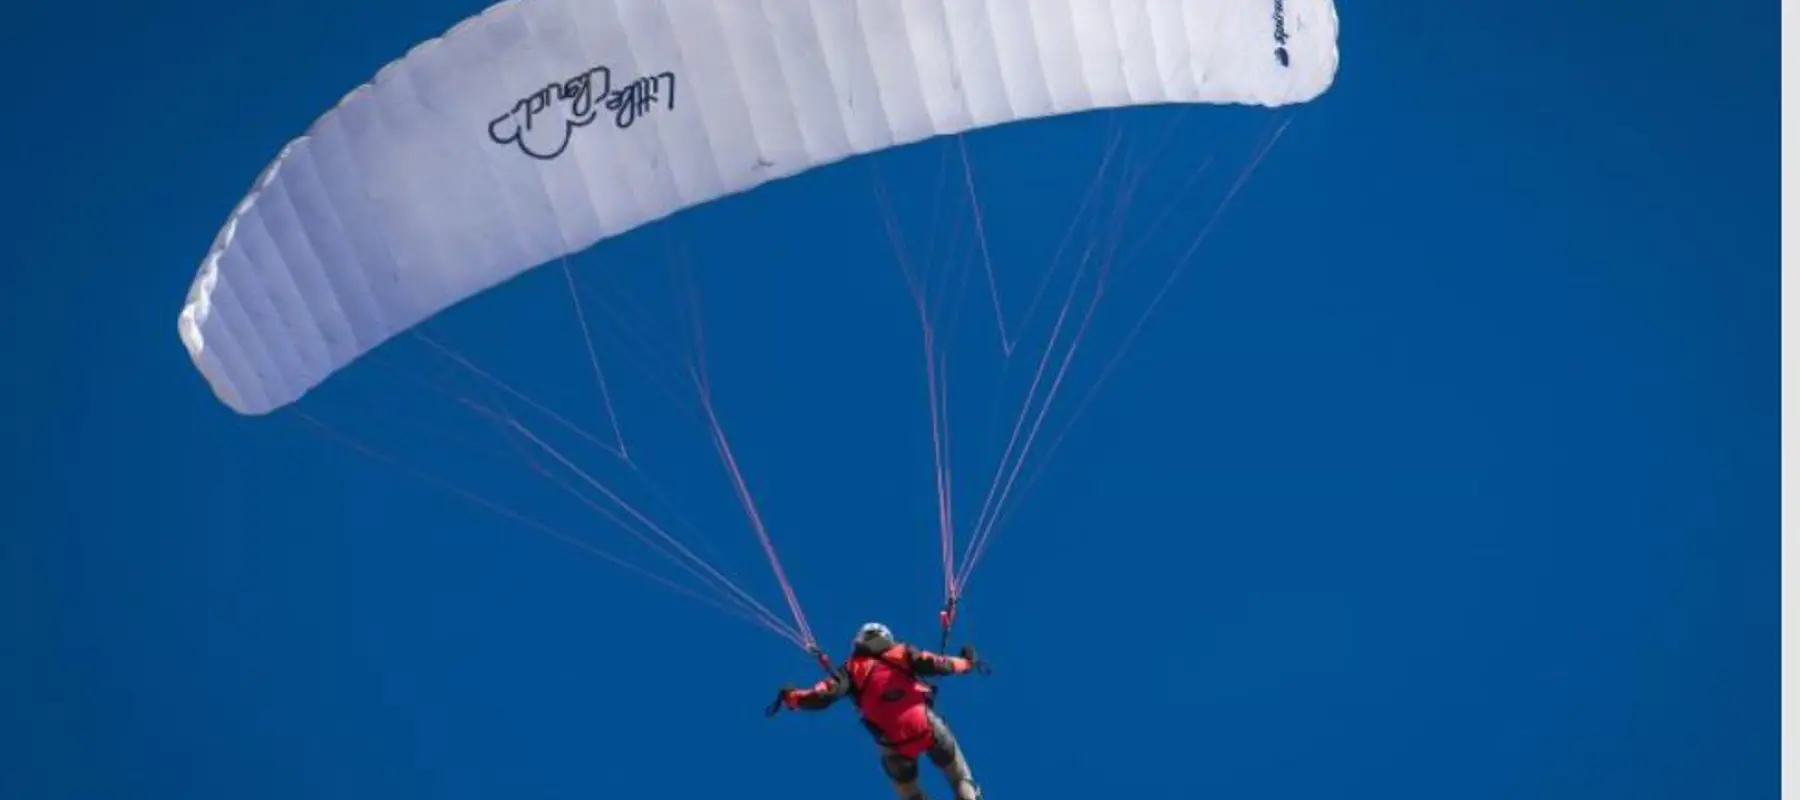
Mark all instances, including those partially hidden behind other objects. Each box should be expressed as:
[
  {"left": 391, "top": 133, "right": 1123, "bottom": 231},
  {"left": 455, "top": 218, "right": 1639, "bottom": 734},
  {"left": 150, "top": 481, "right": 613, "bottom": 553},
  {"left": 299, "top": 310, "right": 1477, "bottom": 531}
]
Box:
[{"left": 1272, "top": 0, "right": 1291, "bottom": 68}]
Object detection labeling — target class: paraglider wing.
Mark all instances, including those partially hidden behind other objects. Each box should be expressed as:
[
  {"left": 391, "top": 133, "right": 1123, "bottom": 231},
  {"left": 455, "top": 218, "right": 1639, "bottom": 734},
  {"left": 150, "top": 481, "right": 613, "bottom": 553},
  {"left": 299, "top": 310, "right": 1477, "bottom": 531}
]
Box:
[{"left": 177, "top": 0, "right": 1339, "bottom": 414}]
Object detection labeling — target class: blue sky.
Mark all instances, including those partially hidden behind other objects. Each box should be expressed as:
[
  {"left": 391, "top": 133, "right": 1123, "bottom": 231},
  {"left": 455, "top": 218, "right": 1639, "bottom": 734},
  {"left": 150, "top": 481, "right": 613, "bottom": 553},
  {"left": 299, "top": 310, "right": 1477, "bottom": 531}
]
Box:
[{"left": 3, "top": 1, "right": 1776, "bottom": 798}]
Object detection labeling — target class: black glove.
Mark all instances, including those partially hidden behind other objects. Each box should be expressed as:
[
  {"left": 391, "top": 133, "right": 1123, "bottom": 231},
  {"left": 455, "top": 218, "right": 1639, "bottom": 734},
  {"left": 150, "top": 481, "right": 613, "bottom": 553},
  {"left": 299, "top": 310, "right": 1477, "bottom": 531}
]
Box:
[
  {"left": 960, "top": 645, "right": 991, "bottom": 675},
  {"left": 765, "top": 684, "right": 797, "bottom": 717}
]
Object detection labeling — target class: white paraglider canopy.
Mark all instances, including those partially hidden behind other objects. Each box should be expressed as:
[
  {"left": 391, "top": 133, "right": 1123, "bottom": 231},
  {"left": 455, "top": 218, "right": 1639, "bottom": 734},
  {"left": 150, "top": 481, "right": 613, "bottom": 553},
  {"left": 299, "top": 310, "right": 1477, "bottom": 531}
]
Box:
[{"left": 178, "top": 0, "right": 1339, "bottom": 415}]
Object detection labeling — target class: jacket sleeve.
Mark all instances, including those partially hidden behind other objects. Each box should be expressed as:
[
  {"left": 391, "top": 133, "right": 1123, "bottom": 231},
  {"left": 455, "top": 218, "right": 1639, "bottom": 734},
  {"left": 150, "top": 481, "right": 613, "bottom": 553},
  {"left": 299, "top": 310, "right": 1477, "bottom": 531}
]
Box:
[
  {"left": 905, "top": 646, "right": 974, "bottom": 677},
  {"left": 785, "top": 667, "right": 850, "bottom": 711}
]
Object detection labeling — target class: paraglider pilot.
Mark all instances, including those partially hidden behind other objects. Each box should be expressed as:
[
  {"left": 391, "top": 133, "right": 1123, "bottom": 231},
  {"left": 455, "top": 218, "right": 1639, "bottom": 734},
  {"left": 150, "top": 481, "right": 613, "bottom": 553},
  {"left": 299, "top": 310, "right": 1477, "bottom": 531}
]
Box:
[{"left": 776, "top": 622, "right": 988, "bottom": 800}]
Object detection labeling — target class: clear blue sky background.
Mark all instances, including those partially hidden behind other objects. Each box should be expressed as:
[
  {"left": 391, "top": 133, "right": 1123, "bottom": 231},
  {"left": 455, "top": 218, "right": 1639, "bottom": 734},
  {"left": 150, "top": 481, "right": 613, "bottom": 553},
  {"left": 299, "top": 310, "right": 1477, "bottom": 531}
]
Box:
[{"left": 3, "top": 1, "right": 1776, "bottom": 798}]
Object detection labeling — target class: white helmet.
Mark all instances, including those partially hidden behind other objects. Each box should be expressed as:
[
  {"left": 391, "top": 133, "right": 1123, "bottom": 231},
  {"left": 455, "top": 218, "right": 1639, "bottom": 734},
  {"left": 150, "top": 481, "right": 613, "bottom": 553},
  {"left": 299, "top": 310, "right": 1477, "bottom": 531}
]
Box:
[{"left": 853, "top": 622, "right": 893, "bottom": 648}]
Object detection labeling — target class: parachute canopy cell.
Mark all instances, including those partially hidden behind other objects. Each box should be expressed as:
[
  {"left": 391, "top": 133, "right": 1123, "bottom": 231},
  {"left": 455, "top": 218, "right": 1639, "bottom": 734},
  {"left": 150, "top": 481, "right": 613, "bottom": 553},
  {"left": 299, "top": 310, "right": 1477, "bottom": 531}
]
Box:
[{"left": 177, "top": 0, "right": 1340, "bottom": 415}]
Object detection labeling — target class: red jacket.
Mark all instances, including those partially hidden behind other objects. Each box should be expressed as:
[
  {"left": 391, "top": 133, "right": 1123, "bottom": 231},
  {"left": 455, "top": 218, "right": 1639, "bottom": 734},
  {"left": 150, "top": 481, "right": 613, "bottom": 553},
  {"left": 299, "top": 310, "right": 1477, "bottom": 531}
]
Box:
[{"left": 786, "top": 643, "right": 974, "bottom": 754}]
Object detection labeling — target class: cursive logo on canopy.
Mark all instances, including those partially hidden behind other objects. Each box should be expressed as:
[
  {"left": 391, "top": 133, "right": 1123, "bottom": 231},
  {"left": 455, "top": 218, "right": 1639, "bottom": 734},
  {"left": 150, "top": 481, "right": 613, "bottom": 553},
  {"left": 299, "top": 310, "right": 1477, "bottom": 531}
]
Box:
[{"left": 488, "top": 66, "right": 678, "bottom": 161}]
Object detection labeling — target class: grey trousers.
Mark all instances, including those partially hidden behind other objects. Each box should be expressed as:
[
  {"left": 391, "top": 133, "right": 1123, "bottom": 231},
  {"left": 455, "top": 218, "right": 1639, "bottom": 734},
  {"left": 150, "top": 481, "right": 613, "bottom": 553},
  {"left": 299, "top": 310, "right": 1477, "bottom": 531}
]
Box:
[{"left": 877, "top": 710, "right": 981, "bottom": 800}]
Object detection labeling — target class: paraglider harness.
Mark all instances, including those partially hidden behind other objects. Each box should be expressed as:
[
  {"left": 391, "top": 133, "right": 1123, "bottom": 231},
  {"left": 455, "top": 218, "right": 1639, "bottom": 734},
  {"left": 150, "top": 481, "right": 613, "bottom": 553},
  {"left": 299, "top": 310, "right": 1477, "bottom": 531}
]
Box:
[
  {"left": 761, "top": 644, "right": 944, "bottom": 746},
  {"left": 845, "top": 647, "right": 942, "bottom": 751},
  {"left": 764, "top": 597, "right": 987, "bottom": 741}
]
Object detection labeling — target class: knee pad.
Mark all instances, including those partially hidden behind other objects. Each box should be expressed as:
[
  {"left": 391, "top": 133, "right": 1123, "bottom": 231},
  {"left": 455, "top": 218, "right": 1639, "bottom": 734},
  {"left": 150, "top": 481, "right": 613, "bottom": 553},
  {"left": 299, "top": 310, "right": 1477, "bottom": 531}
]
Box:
[
  {"left": 928, "top": 746, "right": 956, "bottom": 768},
  {"left": 881, "top": 753, "right": 920, "bottom": 784}
]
